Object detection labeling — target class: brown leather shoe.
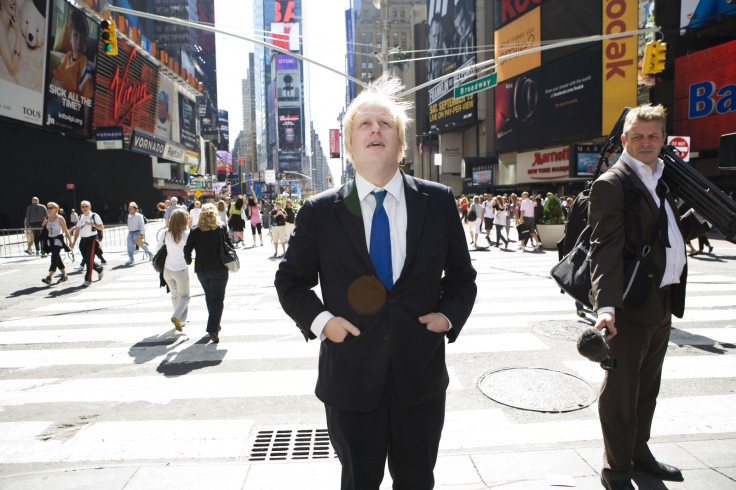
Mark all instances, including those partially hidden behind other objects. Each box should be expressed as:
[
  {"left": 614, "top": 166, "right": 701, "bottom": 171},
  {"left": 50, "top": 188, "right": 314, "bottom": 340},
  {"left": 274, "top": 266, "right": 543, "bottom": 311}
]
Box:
[{"left": 633, "top": 459, "right": 684, "bottom": 482}]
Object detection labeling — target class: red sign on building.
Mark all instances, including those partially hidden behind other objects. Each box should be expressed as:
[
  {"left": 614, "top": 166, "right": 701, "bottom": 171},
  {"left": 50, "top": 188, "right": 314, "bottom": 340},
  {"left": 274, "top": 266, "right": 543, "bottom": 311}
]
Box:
[
  {"left": 92, "top": 37, "right": 159, "bottom": 136},
  {"left": 329, "top": 129, "right": 341, "bottom": 158}
]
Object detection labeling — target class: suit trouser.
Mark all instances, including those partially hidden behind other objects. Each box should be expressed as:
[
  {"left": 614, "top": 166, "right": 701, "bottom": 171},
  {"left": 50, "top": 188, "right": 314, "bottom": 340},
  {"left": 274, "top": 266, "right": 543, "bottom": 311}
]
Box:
[
  {"left": 325, "top": 370, "right": 445, "bottom": 490},
  {"left": 599, "top": 285, "right": 673, "bottom": 481}
]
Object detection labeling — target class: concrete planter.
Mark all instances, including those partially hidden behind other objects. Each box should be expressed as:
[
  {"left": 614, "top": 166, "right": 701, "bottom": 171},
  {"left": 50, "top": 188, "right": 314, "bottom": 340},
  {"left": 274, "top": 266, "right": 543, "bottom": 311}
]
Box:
[{"left": 537, "top": 224, "right": 566, "bottom": 250}]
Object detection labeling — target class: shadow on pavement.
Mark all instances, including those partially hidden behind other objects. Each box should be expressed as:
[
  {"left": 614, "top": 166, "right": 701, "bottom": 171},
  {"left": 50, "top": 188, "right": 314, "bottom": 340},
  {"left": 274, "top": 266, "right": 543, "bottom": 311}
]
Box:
[{"left": 156, "top": 335, "right": 227, "bottom": 377}]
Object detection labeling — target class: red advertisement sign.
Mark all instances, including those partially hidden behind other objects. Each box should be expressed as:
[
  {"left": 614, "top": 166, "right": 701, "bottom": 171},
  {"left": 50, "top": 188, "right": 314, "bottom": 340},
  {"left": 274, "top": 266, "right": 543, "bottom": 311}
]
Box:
[
  {"left": 93, "top": 37, "right": 159, "bottom": 135},
  {"left": 674, "top": 40, "right": 736, "bottom": 151},
  {"left": 329, "top": 129, "right": 340, "bottom": 158}
]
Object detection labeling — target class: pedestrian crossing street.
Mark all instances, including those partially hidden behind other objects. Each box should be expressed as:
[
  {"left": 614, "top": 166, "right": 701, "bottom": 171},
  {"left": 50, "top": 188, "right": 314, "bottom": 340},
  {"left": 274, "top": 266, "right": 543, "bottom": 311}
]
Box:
[{"left": 1, "top": 249, "right": 734, "bottom": 467}]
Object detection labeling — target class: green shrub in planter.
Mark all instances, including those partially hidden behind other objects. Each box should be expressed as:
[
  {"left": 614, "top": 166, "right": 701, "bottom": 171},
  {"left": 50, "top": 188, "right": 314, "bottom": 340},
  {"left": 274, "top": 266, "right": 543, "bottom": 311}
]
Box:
[{"left": 542, "top": 192, "right": 566, "bottom": 225}]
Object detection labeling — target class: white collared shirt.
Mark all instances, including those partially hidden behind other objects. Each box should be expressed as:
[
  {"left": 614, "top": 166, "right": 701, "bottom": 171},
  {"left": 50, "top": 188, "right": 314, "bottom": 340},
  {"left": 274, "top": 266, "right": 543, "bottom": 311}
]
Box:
[
  {"left": 310, "top": 169, "right": 408, "bottom": 339},
  {"left": 619, "top": 151, "right": 686, "bottom": 287},
  {"left": 355, "top": 168, "right": 408, "bottom": 284}
]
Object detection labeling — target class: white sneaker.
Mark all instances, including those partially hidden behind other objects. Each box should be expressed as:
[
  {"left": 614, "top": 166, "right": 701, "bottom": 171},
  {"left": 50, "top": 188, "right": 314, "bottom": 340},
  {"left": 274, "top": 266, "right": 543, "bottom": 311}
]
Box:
[
  {"left": 125, "top": 259, "right": 134, "bottom": 266},
  {"left": 75, "top": 265, "right": 84, "bottom": 271},
  {"left": 98, "top": 268, "right": 104, "bottom": 280},
  {"left": 82, "top": 281, "right": 91, "bottom": 287}
]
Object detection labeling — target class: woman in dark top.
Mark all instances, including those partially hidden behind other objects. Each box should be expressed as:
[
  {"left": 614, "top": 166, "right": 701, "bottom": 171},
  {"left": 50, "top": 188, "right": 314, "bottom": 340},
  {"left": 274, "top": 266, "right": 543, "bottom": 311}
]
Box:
[{"left": 184, "top": 203, "right": 234, "bottom": 343}]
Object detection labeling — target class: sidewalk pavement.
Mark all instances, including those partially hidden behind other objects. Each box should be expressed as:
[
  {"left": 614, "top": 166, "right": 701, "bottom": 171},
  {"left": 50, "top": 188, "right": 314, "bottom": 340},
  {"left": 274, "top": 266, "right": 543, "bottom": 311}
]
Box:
[{"left": 3, "top": 438, "right": 735, "bottom": 489}]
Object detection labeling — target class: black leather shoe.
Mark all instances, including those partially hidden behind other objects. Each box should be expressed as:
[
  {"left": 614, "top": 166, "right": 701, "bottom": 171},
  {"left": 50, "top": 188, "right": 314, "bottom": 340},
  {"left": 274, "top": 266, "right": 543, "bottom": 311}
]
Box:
[
  {"left": 600, "top": 476, "right": 634, "bottom": 489},
  {"left": 633, "top": 459, "right": 684, "bottom": 481}
]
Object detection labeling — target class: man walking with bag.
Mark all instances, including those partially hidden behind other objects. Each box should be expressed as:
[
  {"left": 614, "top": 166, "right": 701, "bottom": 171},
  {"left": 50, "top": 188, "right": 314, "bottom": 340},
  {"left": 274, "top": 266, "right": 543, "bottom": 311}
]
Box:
[
  {"left": 589, "top": 104, "right": 708, "bottom": 490},
  {"left": 71, "top": 201, "right": 104, "bottom": 287}
]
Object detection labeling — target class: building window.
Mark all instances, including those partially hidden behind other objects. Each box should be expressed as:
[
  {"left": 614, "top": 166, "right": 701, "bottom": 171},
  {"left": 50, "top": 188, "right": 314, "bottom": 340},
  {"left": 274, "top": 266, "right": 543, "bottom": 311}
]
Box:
[
  {"left": 362, "top": 62, "right": 367, "bottom": 69},
  {"left": 368, "top": 62, "right": 373, "bottom": 69}
]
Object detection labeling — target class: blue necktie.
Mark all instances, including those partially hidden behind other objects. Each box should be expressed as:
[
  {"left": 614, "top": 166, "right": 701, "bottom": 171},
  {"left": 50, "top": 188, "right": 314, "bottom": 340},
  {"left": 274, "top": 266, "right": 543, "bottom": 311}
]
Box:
[{"left": 370, "top": 190, "right": 393, "bottom": 290}]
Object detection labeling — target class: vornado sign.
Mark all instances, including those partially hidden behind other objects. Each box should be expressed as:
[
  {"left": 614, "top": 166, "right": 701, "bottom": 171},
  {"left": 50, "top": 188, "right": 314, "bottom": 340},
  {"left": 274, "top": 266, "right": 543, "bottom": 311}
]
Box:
[{"left": 602, "top": 0, "right": 637, "bottom": 133}]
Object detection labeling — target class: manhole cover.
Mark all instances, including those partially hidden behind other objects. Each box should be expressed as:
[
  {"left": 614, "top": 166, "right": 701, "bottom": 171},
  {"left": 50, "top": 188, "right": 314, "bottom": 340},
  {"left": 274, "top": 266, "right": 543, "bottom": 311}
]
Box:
[
  {"left": 478, "top": 368, "right": 597, "bottom": 413},
  {"left": 531, "top": 320, "right": 591, "bottom": 341}
]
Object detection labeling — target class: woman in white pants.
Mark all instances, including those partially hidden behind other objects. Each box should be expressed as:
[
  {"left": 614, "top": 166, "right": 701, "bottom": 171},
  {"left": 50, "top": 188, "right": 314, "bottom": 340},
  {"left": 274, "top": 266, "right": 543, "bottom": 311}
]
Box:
[{"left": 154, "top": 208, "right": 190, "bottom": 331}]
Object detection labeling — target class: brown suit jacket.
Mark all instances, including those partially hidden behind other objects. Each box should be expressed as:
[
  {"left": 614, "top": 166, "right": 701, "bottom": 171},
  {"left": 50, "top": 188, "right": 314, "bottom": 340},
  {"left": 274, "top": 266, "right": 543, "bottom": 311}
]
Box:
[{"left": 589, "top": 160, "right": 706, "bottom": 325}]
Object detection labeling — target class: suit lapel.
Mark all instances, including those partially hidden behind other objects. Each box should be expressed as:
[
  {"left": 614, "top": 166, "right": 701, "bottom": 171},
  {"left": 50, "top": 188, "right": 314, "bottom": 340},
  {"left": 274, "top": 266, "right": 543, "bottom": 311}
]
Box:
[
  {"left": 400, "top": 172, "right": 428, "bottom": 282},
  {"left": 618, "top": 162, "right": 658, "bottom": 215},
  {"left": 335, "top": 180, "right": 374, "bottom": 270}
]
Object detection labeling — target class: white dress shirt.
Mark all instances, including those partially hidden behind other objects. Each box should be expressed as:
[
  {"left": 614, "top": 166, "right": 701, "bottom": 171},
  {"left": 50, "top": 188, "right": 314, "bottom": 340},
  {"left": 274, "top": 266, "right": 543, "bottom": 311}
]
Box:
[
  {"left": 310, "top": 169, "right": 408, "bottom": 339},
  {"left": 599, "top": 151, "right": 687, "bottom": 316}
]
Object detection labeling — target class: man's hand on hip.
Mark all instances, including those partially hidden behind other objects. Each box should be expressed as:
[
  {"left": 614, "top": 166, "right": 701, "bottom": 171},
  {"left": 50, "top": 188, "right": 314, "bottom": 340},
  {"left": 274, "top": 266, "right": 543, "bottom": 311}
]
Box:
[{"left": 323, "top": 317, "right": 361, "bottom": 343}]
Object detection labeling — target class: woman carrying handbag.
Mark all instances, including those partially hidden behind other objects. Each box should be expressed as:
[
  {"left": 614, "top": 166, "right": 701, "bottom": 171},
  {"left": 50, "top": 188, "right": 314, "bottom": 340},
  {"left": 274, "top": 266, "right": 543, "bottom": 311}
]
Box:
[
  {"left": 153, "top": 208, "right": 190, "bottom": 332},
  {"left": 184, "top": 203, "right": 233, "bottom": 344}
]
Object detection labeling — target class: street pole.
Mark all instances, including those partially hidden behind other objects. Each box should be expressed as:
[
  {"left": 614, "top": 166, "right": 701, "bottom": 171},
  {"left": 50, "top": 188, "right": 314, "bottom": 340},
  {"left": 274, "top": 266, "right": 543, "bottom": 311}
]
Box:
[{"left": 338, "top": 109, "right": 346, "bottom": 185}]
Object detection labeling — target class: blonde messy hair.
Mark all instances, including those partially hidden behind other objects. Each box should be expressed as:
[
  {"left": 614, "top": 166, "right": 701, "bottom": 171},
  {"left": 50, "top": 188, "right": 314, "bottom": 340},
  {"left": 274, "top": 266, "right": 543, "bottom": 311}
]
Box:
[
  {"left": 196, "top": 203, "right": 221, "bottom": 231},
  {"left": 343, "top": 74, "right": 413, "bottom": 163},
  {"left": 623, "top": 104, "right": 667, "bottom": 135}
]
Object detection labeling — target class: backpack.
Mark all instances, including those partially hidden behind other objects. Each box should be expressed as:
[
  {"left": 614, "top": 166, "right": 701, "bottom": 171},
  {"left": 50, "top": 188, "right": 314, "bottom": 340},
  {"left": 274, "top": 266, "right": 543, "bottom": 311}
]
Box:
[
  {"left": 467, "top": 204, "right": 477, "bottom": 222},
  {"left": 550, "top": 167, "right": 658, "bottom": 309},
  {"left": 93, "top": 213, "right": 103, "bottom": 241}
]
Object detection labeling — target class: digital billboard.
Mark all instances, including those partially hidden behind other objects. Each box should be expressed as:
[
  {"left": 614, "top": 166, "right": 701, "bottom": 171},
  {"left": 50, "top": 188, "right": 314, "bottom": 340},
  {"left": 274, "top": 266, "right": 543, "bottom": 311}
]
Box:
[
  {"left": 45, "top": 0, "right": 99, "bottom": 138},
  {"left": 0, "top": 0, "right": 50, "bottom": 125},
  {"left": 494, "top": 7, "right": 540, "bottom": 83},
  {"left": 426, "top": 0, "right": 477, "bottom": 131},
  {"left": 495, "top": 46, "right": 601, "bottom": 153},
  {"left": 674, "top": 40, "right": 736, "bottom": 151}
]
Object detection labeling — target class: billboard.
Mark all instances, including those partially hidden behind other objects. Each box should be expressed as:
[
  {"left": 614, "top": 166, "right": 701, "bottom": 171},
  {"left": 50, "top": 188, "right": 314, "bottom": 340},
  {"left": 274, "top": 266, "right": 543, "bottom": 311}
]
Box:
[
  {"left": 673, "top": 40, "right": 736, "bottom": 151},
  {"left": 516, "top": 146, "right": 570, "bottom": 183},
  {"left": 276, "top": 70, "right": 300, "bottom": 108},
  {"left": 570, "top": 143, "right": 618, "bottom": 178},
  {"left": 494, "top": 0, "right": 542, "bottom": 29},
  {"left": 494, "top": 7, "right": 540, "bottom": 83},
  {"left": 681, "top": 0, "right": 736, "bottom": 32},
  {"left": 92, "top": 37, "right": 159, "bottom": 135},
  {"left": 495, "top": 46, "right": 601, "bottom": 153},
  {"left": 156, "top": 74, "right": 174, "bottom": 140},
  {"left": 178, "top": 91, "right": 198, "bottom": 152},
  {"left": 278, "top": 108, "right": 301, "bottom": 151},
  {"left": 329, "top": 128, "right": 340, "bottom": 158},
  {"left": 601, "top": 0, "right": 637, "bottom": 133},
  {"left": 426, "top": 0, "right": 477, "bottom": 131},
  {"left": 0, "top": 0, "right": 49, "bottom": 125},
  {"left": 45, "top": 0, "right": 99, "bottom": 138}
]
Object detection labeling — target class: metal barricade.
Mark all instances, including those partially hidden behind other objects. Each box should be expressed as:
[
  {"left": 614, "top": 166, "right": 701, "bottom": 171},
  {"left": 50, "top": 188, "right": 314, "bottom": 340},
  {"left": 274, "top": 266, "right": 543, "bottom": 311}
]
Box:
[{"left": 0, "top": 220, "right": 167, "bottom": 258}]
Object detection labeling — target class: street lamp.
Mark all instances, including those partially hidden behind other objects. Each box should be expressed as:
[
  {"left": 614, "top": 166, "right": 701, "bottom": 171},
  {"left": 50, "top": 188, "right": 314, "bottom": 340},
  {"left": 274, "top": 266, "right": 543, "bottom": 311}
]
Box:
[{"left": 337, "top": 109, "right": 346, "bottom": 185}]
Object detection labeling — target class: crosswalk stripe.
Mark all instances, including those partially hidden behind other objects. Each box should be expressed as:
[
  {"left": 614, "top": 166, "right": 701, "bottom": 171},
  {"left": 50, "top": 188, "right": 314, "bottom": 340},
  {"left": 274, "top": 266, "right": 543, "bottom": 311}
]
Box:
[
  {"left": 0, "top": 333, "right": 547, "bottom": 369},
  {"left": 566, "top": 355, "right": 736, "bottom": 383},
  {"left": 0, "top": 368, "right": 463, "bottom": 406}
]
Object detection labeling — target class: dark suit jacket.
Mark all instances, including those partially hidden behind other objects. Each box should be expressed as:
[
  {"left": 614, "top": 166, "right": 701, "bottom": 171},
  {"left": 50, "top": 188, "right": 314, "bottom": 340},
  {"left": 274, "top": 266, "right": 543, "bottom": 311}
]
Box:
[
  {"left": 275, "top": 172, "right": 477, "bottom": 411},
  {"left": 589, "top": 161, "right": 707, "bottom": 325}
]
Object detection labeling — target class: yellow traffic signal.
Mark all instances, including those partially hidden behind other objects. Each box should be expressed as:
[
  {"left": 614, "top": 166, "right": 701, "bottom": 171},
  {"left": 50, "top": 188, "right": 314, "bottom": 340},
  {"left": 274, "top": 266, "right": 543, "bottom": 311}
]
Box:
[
  {"left": 642, "top": 40, "right": 666, "bottom": 75},
  {"left": 641, "top": 41, "right": 655, "bottom": 75},
  {"left": 652, "top": 40, "right": 667, "bottom": 74},
  {"left": 100, "top": 19, "right": 118, "bottom": 56}
]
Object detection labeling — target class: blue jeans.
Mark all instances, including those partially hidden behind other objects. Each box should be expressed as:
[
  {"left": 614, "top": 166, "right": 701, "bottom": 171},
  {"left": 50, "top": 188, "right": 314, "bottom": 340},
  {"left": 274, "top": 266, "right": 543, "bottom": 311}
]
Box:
[
  {"left": 127, "top": 231, "right": 150, "bottom": 260},
  {"left": 196, "top": 269, "right": 229, "bottom": 333}
]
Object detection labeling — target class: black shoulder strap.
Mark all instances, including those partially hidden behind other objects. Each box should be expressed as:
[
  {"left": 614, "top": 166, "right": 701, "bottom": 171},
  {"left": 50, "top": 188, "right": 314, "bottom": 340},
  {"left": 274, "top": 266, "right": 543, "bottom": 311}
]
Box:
[{"left": 610, "top": 167, "right": 645, "bottom": 258}]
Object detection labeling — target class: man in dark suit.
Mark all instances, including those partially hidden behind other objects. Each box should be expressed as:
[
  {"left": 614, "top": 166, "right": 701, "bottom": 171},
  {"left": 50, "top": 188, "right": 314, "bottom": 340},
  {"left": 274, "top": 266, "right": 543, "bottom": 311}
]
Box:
[
  {"left": 274, "top": 75, "right": 477, "bottom": 490},
  {"left": 589, "top": 104, "right": 708, "bottom": 490}
]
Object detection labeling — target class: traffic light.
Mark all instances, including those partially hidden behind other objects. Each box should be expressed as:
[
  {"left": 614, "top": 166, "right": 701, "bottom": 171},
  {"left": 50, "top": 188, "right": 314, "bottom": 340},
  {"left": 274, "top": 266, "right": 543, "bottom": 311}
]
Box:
[
  {"left": 652, "top": 40, "right": 667, "bottom": 74},
  {"left": 100, "top": 19, "right": 118, "bottom": 56},
  {"left": 642, "top": 40, "right": 666, "bottom": 75}
]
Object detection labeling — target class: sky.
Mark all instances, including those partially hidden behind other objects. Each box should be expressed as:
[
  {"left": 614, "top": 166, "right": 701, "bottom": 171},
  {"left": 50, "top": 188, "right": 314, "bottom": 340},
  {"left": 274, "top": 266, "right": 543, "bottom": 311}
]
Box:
[{"left": 214, "top": 0, "right": 352, "bottom": 180}]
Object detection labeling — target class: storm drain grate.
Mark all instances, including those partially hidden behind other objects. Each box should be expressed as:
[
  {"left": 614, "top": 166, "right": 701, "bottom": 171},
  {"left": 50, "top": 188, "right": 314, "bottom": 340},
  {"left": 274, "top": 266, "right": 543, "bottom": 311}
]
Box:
[{"left": 248, "top": 428, "right": 337, "bottom": 461}]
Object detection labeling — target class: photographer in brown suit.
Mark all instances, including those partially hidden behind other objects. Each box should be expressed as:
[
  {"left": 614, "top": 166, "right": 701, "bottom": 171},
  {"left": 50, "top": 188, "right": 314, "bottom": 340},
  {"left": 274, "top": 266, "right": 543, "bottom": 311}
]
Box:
[{"left": 589, "top": 104, "right": 709, "bottom": 490}]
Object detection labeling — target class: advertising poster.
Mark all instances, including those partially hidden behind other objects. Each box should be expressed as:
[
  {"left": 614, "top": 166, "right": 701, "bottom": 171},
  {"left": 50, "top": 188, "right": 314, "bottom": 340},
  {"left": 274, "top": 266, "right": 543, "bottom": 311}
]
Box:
[
  {"left": 0, "top": 0, "right": 50, "bottom": 125},
  {"left": 45, "top": 0, "right": 98, "bottom": 138},
  {"left": 680, "top": 0, "right": 736, "bottom": 32},
  {"left": 494, "top": 7, "right": 540, "bottom": 83},
  {"left": 156, "top": 74, "right": 174, "bottom": 140},
  {"left": 516, "top": 146, "right": 570, "bottom": 183},
  {"left": 92, "top": 38, "right": 159, "bottom": 134},
  {"left": 570, "top": 143, "right": 618, "bottom": 178},
  {"left": 540, "top": 0, "right": 600, "bottom": 64},
  {"left": 496, "top": 46, "right": 601, "bottom": 153},
  {"left": 189, "top": 0, "right": 217, "bottom": 107},
  {"left": 472, "top": 169, "right": 492, "bottom": 185},
  {"left": 278, "top": 107, "right": 301, "bottom": 151},
  {"left": 601, "top": 0, "right": 637, "bottom": 134},
  {"left": 178, "top": 91, "right": 198, "bottom": 152},
  {"left": 493, "top": 0, "right": 541, "bottom": 30},
  {"left": 673, "top": 40, "right": 736, "bottom": 151},
  {"left": 426, "top": 0, "right": 477, "bottom": 131},
  {"left": 276, "top": 69, "right": 300, "bottom": 108}
]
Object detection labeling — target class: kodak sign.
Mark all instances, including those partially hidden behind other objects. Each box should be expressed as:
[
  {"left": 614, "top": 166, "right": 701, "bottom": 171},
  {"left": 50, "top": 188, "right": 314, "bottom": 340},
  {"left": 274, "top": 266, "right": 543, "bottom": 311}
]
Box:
[{"left": 602, "top": 0, "right": 637, "bottom": 133}]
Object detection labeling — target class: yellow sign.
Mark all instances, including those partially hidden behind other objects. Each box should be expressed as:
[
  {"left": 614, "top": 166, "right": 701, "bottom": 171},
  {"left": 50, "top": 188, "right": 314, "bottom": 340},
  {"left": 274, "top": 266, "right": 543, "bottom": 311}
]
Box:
[
  {"left": 194, "top": 189, "right": 202, "bottom": 199},
  {"left": 602, "top": 0, "right": 637, "bottom": 133},
  {"left": 494, "top": 7, "right": 541, "bottom": 83}
]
